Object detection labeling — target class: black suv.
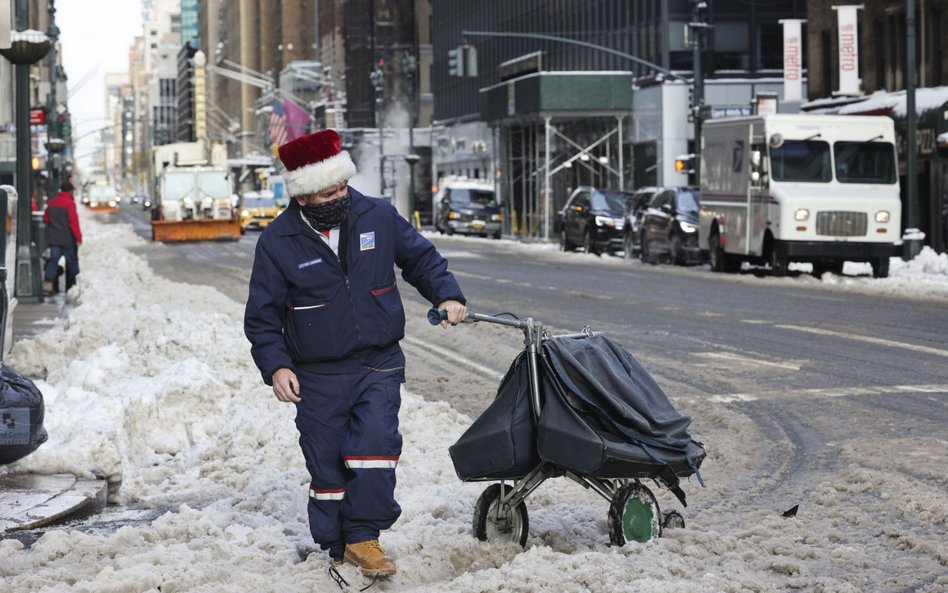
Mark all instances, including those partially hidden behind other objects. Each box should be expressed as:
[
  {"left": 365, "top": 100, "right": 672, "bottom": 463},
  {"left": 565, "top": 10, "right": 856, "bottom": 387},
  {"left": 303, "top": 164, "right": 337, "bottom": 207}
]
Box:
[
  {"left": 639, "top": 187, "right": 702, "bottom": 265},
  {"left": 557, "top": 187, "right": 632, "bottom": 255},
  {"left": 621, "top": 186, "right": 661, "bottom": 259}
]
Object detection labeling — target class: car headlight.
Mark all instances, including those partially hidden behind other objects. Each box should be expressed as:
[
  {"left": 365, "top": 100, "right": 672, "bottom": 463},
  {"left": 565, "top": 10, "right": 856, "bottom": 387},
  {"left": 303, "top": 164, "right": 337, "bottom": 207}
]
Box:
[
  {"left": 108, "top": 200, "right": 117, "bottom": 207},
  {"left": 241, "top": 210, "right": 250, "bottom": 217},
  {"left": 875, "top": 210, "right": 890, "bottom": 223},
  {"left": 679, "top": 221, "right": 698, "bottom": 233},
  {"left": 595, "top": 215, "right": 615, "bottom": 228},
  {"left": 491, "top": 213, "right": 503, "bottom": 222},
  {"left": 794, "top": 208, "right": 809, "bottom": 221}
]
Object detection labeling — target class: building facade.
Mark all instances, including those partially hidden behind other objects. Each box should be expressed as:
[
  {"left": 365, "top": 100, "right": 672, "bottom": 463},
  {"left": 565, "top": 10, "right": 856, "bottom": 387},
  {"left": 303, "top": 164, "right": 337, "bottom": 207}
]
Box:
[{"left": 431, "top": 0, "right": 807, "bottom": 238}]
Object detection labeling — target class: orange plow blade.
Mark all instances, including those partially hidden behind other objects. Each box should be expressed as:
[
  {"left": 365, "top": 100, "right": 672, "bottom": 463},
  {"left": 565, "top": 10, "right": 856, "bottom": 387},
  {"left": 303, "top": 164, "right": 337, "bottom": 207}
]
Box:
[
  {"left": 151, "top": 219, "right": 242, "bottom": 242},
  {"left": 86, "top": 205, "right": 118, "bottom": 214}
]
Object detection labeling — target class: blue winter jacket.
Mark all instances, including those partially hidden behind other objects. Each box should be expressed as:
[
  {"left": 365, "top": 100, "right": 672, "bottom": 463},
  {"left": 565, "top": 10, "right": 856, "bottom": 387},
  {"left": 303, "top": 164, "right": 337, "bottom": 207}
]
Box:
[{"left": 244, "top": 188, "right": 465, "bottom": 385}]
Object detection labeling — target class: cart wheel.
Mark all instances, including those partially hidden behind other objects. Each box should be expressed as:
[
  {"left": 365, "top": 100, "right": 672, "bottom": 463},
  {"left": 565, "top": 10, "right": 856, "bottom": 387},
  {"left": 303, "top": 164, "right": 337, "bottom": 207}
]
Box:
[
  {"left": 661, "top": 510, "right": 685, "bottom": 530},
  {"left": 473, "top": 484, "right": 529, "bottom": 547},
  {"left": 608, "top": 483, "right": 661, "bottom": 545}
]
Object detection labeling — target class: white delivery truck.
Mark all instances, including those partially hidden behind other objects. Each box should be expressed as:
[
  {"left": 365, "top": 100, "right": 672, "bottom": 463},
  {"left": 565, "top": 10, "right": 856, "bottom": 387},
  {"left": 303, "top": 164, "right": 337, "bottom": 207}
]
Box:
[{"left": 698, "top": 114, "right": 902, "bottom": 277}]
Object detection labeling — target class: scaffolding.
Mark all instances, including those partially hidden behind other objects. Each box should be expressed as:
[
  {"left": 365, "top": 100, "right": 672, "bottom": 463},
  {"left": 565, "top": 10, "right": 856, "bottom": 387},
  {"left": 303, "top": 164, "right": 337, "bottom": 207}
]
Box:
[{"left": 482, "top": 72, "right": 633, "bottom": 241}]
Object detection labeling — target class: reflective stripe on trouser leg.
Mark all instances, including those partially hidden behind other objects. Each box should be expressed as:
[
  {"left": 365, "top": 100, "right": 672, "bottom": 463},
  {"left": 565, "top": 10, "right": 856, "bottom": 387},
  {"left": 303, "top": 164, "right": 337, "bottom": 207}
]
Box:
[
  {"left": 295, "top": 369, "right": 357, "bottom": 553},
  {"left": 340, "top": 368, "right": 404, "bottom": 544}
]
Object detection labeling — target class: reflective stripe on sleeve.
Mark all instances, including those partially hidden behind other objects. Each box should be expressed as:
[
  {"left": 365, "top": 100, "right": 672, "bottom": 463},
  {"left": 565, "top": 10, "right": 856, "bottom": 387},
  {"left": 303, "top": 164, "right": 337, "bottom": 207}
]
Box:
[
  {"left": 343, "top": 456, "right": 399, "bottom": 469},
  {"left": 310, "top": 487, "right": 345, "bottom": 500}
]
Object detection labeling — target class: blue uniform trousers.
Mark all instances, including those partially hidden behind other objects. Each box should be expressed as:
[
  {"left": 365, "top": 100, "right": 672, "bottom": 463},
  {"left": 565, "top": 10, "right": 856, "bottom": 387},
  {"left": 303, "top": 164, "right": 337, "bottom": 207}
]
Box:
[{"left": 294, "top": 363, "right": 404, "bottom": 559}]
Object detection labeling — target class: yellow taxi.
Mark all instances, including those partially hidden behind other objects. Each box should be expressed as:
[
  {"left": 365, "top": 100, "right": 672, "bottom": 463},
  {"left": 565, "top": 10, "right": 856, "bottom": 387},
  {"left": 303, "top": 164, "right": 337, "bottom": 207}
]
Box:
[{"left": 239, "top": 191, "right": 282, "bottom": 232}]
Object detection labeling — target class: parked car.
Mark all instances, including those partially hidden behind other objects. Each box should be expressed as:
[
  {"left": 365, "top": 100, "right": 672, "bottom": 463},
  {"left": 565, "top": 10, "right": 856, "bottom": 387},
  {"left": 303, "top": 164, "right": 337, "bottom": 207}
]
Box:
[
  {"left": 621, "top": 186, "right": 662, "bottom": 259},
  {"left": 639, "top": 187, "right": 702, "bottom": 265},
  {"left": 239, "top": 190, "right": 281, "bottom": 232},
  {"left": 434, "top": 178, "right": 502, "bottom": 239},
  {"left": 557, "top": 186, "right": 631, "bottom": 255}
]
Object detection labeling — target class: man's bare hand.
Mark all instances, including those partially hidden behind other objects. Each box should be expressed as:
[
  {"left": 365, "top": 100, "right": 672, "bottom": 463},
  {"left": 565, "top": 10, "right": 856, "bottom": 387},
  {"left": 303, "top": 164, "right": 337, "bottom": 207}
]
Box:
[
  {"left": 272, "top": 368, "right": 301, "bottom": 403},
  {"left": 436, "top": 300, "right": 467, "bottom": 328}
]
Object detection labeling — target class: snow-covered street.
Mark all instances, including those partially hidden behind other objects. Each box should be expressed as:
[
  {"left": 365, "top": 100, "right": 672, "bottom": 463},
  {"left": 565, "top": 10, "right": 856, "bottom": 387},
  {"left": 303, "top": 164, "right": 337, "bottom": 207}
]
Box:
[{"left": 1, "top": 210, "right": 946, "bottom": 593}]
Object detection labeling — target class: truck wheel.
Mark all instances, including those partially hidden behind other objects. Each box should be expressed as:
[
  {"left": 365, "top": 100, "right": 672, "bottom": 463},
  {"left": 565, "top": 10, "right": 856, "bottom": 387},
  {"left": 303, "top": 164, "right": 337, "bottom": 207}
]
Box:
[
  {"left": 872, "top": 257, "right": 890, "bottom": 278},
  {"left": 709, "top": 231, "right": 727, "bottom": 273},
  {"left": 770, "top": 249, "right": 789, "bottom": 277}
]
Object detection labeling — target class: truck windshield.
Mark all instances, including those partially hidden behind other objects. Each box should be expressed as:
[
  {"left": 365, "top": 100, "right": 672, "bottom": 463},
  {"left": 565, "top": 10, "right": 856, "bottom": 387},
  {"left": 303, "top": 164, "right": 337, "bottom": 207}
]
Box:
[
  {"left": 164, "top": 172, "right": 229, "bottom": 200},
  {"left": 450, "top": 188, "right": 496, "bottom": 206},
  {"left": 833, "top": 141, "right": 897, "bottom": 184},
  {"left": 244, "top": 197, "right": 277, "bottom": 208},
  {"left": 770, "top": 140, "right": 832, "bottom": 183}
]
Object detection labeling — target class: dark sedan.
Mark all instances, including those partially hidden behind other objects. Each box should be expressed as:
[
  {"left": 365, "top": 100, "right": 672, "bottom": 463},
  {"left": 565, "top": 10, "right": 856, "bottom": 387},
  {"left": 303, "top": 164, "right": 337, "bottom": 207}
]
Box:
[
  {"left": 639, "top": 187, "right": 702, "bottom": 265},
  {"left": 557, "top": 187, "right": 631, "bottom": 255}
]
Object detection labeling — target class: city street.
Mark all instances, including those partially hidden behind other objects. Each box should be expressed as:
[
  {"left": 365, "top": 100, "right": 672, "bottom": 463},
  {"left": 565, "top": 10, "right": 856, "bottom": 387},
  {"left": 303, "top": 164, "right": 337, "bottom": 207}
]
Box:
[{"left": 2, "top": 206, "right": 943, "bottom": 592}]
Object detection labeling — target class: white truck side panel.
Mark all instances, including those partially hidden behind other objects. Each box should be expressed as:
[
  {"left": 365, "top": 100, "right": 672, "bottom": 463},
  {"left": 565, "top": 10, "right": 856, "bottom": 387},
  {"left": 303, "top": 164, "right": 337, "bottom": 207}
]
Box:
[{"left": 699, "top": 121, "right": 752, "bottom": 254}]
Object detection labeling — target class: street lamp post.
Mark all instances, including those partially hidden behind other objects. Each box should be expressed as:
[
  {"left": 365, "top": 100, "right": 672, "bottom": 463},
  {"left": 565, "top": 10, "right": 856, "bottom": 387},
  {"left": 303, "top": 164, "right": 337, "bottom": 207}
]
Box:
[{"left": 0, "top": 0, "right": 52, "bottom": 301}]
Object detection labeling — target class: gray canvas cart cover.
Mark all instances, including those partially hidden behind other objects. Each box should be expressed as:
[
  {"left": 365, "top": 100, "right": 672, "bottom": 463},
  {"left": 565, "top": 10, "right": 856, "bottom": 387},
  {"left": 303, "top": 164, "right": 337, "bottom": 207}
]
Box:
[
  {"left": 537, "top": 335, "right": 704, "bottom": 485},
  {"left": 450, "top": 333, "right": 704, "bottom": 491}
]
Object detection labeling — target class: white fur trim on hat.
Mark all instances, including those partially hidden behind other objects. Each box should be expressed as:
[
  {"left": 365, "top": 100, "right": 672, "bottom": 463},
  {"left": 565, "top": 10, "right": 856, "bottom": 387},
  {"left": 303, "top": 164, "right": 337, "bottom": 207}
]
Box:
[{"left": 284, "top": 151, "right": 357, "bottom": 197}]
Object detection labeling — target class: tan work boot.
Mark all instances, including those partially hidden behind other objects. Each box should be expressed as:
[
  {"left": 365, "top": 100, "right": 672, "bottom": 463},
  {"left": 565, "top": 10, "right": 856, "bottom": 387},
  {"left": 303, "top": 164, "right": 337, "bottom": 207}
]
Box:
[
  {"left": 42, "top": 281, "right": 54, "bottom": 296},
  {"left": 343, "top": 539, "right": 397, "bottom": 576}
]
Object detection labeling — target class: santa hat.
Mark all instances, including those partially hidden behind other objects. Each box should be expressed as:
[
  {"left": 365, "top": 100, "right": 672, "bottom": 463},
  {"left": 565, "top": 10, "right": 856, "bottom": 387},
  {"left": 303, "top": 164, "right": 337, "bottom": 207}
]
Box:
[{"left": 278, "top": 129, "right": 357, "bottom": 197}]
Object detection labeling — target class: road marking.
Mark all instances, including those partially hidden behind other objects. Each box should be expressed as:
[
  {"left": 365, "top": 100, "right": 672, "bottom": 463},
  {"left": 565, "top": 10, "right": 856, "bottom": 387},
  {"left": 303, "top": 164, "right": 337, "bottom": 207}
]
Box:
[
  {"left": 695, "top": 351, "right": 801, "bottom": 371},
  {"left": 709, "top": 383, "right": 948, "bottom": 403},
  {"left": 775, "top": 325, "right": 948, "bottom": 359},
  {"left": 402, "top": 335, "right": 505, "bottom": 381}
]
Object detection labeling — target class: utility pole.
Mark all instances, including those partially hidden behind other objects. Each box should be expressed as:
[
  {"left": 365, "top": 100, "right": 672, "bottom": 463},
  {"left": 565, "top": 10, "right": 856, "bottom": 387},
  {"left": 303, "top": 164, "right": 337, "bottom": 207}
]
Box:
[
  {"left": 904, "top": 0, "right": 920, "bottom": 260},
  {"left": 690, "top": 0, "right": 709, "bottom": 184}
]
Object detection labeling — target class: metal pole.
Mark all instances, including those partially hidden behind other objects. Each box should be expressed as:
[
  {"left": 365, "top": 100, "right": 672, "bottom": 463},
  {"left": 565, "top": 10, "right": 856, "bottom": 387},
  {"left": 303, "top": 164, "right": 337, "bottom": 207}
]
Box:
[
  {"left": 406, "top": 51, "right": 416, "bottom": 215},
  {"left": 691, "top": 0, "right": 706, "bottom": 184},
  {"left": 904, "top": 0, "right": 920, "bottom": 260},
  {"left": 45, "top": 0, "right": 60, "bottom": 199},
  {"left": 13, "top": 0, "right": 34, "bottom": 299},
  {"left": 544, "top": 116, "right": 551, "bottom": 240},
  {"left": 617, "top": 116, "right": 624, "bottom": 191}
]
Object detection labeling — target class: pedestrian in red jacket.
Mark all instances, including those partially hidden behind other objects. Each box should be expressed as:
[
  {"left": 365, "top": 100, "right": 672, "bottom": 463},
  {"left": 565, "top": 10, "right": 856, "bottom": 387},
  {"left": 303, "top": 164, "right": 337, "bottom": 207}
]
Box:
[{"left": 43, "top": 181, "right": 83, "bottom": 295}]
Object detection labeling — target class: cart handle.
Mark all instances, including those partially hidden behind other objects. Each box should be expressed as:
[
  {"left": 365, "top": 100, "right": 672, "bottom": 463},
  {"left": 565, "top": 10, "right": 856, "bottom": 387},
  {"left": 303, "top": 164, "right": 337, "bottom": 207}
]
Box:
[{"left": 427, "top": 307, "right": 529, "bottom": 329}]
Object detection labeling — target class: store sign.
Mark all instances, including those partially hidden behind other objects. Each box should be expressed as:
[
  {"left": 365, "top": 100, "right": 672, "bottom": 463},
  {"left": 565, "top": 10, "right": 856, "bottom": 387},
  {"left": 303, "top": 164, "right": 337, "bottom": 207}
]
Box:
[
  {"left": 29, "top": 107, "right": 46, "bottom": 125},
  {"left": 833, "top": 4, "right": 863, "bottom": 96},
  {"left": 780, "top": 19, "right": 806, "bottom": 102}
]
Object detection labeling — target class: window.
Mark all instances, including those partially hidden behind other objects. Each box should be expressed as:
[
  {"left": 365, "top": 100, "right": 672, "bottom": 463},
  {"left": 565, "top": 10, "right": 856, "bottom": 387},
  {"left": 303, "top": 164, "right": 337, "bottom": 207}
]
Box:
[
  {"left": 674, "top": 190, "right": 699, "bottom": 213},
  {"left": 770, "top": 140, "right": 832, "bottom": 183},
  {"left": 834, "top": 141, "right": 897, "bottom": 184}
]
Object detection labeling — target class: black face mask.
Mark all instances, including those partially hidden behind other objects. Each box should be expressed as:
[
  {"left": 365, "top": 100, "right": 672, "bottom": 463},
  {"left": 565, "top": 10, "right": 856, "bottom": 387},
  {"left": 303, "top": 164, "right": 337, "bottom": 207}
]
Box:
[{"left": 301, "top": 193, "right": 351, "bottom": 231}]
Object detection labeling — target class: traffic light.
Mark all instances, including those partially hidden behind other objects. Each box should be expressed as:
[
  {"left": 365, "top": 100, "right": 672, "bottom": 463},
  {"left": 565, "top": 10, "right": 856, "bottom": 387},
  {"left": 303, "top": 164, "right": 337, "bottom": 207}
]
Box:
[
  {"left": 674, "top": 154, "right": 695, "bottom": 175},
  {"left": 464, "top": 45, "right": 478, "bottom": 77},
  {"left": 448, "top": 47, "right": 465, "bottom": 77}
]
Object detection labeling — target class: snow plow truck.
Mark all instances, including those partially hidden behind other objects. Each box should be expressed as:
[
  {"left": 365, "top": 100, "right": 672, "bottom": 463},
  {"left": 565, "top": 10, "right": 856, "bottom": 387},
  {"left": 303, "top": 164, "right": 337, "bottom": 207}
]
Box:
[{"left": 150, "top": 141, "right": 241, "bottom": 242}]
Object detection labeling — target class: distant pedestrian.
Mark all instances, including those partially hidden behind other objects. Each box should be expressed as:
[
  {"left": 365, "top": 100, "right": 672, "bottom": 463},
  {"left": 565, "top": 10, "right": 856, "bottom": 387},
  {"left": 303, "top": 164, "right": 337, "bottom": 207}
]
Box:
[
  {"left": 244, "top": 129, "right": 466, "bottom": 578},
  {"left": 43, "top": 181, "right": 82, "bottom": 296}
]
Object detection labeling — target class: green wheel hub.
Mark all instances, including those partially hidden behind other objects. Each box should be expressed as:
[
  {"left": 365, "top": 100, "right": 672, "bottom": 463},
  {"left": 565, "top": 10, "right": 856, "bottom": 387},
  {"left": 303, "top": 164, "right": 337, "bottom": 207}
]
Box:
[{"left": 622, "top": 496, "right": 656, "bottom": 542}]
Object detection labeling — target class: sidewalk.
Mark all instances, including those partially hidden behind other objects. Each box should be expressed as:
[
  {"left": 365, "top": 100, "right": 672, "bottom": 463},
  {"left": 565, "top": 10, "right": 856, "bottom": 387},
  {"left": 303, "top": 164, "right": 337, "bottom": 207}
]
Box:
[{"left": 2, "top": 291, "right": 108, "bottom": 535}]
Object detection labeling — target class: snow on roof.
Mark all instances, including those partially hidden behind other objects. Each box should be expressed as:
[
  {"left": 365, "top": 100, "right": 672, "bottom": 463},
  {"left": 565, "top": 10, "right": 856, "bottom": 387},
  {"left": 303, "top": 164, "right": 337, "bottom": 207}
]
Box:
[{"left": 838, "top": 86, "right": 948, "bottom": 117}]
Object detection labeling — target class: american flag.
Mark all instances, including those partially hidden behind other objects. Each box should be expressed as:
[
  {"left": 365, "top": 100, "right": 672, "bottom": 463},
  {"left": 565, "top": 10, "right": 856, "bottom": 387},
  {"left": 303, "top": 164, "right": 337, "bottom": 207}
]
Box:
[{"left": 267, "top": 99, "right": 288, "bottom": 147}]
